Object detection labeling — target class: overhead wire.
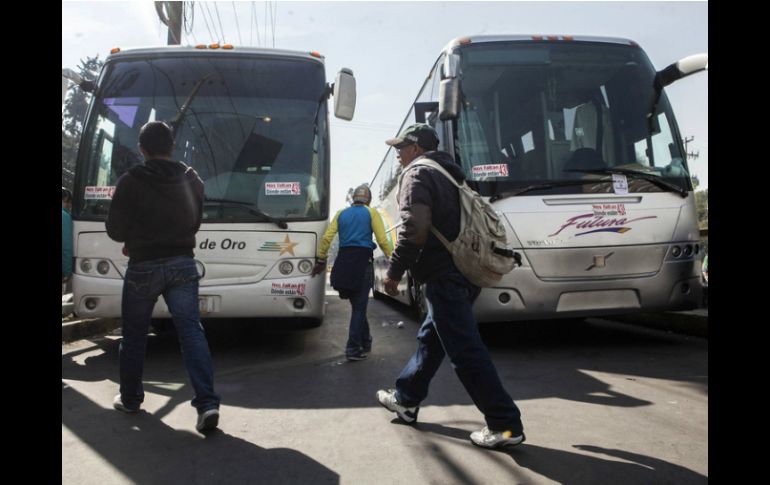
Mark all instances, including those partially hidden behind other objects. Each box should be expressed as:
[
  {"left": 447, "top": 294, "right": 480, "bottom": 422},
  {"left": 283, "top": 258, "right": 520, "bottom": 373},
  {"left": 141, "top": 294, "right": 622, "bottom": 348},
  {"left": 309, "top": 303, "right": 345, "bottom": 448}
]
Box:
[
  {"left": 184, "top": 2, "right": 199, "bottom": 44},
  {"left": 231, "top": 2, "right": 242, "bottom": 45},
  {"left": 200, "top": 2, "right": 217, "bottom": 42},
  {"left": 213, "top": 2, "right": 227, "bottom": 43},
  {"left": 270, "top": 1, "right": 276, "bottom": 47},
  {"left": 251, "top": 1, "right": 260, "bottom": 47}
]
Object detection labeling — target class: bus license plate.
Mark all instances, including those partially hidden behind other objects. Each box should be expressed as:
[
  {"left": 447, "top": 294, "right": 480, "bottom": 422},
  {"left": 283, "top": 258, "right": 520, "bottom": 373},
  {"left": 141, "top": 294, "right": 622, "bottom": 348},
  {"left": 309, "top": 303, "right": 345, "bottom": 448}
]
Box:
[{"left": 199, "top": 297, "right": 212, "bottom": 315}]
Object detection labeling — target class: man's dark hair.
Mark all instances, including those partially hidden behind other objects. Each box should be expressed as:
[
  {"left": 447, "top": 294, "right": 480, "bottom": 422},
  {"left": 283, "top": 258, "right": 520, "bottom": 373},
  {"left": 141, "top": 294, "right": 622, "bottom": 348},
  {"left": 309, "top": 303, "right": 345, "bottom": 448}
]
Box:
[
  {"left": 62, "top": 187, "right": 72, "bottom": 202},
  {"left": 139, "top": 121, "right": 175, "bottom": 157}
]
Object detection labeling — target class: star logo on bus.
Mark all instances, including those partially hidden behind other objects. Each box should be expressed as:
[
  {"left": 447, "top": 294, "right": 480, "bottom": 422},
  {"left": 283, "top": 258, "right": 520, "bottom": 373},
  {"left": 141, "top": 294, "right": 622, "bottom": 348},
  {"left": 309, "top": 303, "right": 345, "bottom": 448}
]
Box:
[
  {"left": 279, "top": 235, "right": 299, "bottom": 256},
  {"left": 258, "top": 235, "right": 299, "bottom": 256}
]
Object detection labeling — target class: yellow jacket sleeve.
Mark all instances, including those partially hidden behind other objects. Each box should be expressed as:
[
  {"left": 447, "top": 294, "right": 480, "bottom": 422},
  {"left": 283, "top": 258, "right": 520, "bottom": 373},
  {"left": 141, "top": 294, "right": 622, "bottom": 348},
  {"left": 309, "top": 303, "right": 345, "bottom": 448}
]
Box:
[
  {"left": 317, "top": 209, "right": 342, "bottom": 259},
  {"left": 368, "top": 206, "right": 393, "bottom": 258}
]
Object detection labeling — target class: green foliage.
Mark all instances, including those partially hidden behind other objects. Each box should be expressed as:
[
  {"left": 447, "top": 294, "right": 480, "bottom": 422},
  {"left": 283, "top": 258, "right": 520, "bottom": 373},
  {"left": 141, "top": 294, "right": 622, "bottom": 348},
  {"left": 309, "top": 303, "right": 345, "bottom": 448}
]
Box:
[{"left": 62, "top": 55, "right": 103, "bottom": 190}]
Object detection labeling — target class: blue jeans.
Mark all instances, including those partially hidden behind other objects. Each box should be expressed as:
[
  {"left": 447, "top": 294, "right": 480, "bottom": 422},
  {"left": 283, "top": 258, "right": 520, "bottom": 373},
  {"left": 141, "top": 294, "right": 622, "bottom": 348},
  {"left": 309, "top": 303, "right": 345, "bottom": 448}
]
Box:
[
  {"left": 394, "top": 270, "right": 523, "bottom": 433},
  {"left": 346, "top": 264, "right": 373, "bottom": 356},
  {"left": 119, "top": 255, "right": 220, "bottom": 414}
]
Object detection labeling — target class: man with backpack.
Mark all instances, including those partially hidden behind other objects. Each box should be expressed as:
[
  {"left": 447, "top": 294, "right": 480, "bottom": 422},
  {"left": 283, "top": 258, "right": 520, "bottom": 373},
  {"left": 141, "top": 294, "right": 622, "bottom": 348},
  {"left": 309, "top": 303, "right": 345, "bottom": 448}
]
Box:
[{"left": 376, "top": 123, "right": 525, "bottom": 449}]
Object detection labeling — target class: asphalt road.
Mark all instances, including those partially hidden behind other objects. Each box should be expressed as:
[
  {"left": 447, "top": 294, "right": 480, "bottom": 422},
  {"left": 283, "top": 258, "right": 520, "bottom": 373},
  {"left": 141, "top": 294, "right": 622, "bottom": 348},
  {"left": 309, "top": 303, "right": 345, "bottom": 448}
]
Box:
[{"left": 62, "top": 290, "right": 707, "bottom": 484}]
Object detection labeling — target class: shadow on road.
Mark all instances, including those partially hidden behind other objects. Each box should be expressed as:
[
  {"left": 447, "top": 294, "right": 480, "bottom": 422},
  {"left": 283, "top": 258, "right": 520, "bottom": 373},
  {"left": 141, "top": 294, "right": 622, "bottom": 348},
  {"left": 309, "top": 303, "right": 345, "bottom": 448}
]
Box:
[
  {"left": 502, "top": 443, "right": 707, "bottom": 484},
  {"left": 62, "top": 297, "right": 706, "bottom": 413},
  {"left": 62, "top": 382, "right": 339, "bottom": 484}
]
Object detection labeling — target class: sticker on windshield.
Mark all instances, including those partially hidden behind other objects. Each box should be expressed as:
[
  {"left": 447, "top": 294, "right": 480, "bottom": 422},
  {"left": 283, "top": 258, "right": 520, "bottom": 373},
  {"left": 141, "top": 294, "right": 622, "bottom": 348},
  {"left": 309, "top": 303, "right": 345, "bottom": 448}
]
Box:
[
  {"left": 265, "top": 182, "right": 301, "bottom": 196},
  {"left": 84, "top": 186, "right": 116, "bottom": 200},
  {"left": 270, "top": 282, "right": 306, "bottom": 296},
  {"left": 471, "top": 164, "right": 509, "bottom": 179},
  {"left": 612, "top": 174, "right": 629, "bottom": 195}
]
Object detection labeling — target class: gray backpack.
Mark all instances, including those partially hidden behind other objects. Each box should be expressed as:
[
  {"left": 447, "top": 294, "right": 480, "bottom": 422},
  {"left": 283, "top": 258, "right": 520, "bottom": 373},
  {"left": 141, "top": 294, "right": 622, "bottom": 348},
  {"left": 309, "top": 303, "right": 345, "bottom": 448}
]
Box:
[{"left": 404, "top": 158, "right": 520, "bottom": 287}]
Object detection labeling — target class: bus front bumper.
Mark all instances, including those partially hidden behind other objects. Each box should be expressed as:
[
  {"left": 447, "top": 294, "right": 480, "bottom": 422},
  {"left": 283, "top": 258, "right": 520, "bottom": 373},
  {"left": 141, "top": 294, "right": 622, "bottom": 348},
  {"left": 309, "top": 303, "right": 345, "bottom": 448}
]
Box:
[
  {"left": 473, "top": 262, "right": 703, "bottom": 322},
  {"left": 72, "top": 275, "right": 326, "bottom": 320}
]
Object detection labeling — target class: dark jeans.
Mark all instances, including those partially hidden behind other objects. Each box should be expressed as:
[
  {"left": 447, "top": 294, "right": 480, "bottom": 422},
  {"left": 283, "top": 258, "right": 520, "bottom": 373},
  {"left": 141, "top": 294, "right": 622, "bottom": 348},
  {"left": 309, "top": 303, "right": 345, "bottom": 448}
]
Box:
[
  {"left": 119, "top": 255, "right": 220, "bottom": 414},
  {"left": 395, "top": 270, "right": 523, "bottom": 433},
  {"left": 346, "top": 264, "right": 373, "bottom": 355}
]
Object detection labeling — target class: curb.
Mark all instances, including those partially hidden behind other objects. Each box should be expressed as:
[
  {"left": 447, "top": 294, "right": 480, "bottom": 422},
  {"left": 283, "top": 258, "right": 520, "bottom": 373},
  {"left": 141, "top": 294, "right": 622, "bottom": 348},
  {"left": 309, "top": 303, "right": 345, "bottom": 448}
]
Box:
[
  {"left": 611, "top": 310, "right": 708, "bottom": 338},
  {"left": 62, "top": 318, "right": 121, "bottom": 343}
]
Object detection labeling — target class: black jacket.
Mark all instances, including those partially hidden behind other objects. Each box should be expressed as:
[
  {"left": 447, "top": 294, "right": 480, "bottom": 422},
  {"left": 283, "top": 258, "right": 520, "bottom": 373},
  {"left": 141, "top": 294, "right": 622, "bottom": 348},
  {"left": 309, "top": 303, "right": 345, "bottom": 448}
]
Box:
[
  {"left": 106, "top": 159, "right": 204, "bottom": 264},
  {"left": 387, "top": 151, "right": 463, "bottom": 283}
]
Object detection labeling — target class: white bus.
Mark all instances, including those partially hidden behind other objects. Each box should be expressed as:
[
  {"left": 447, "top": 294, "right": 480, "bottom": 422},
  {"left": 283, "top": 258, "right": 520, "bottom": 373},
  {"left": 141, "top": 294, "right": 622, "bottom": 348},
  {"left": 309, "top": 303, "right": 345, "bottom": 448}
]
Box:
[
  {"left": 68, "top": 45, "right": 356, "bottom": 326},
  {"left": 370, "top": 35, "right": 707, "bottom": 322}
]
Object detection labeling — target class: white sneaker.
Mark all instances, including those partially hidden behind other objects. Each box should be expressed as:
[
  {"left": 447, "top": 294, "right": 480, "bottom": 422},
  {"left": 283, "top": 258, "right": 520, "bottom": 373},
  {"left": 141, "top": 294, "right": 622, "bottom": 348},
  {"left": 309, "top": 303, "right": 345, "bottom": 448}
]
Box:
[
  {"left": 113, "top": 394, "right": 139, "bottom": 413},
  {"left": 376, "top": 389, "right": 419, "bottom": 423},
  {"left": 470, "top": 426, "right": 525, "bottom": 449},
  {"left": 196, "top": 408, "right": 220, "bottom": 432}
]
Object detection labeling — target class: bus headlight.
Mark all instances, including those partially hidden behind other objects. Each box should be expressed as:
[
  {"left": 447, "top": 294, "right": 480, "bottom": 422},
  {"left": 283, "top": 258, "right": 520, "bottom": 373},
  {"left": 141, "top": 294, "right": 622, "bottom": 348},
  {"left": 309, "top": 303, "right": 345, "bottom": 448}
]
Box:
[
  {"left": 279, "top": 261, "right": 294, "bottom": 275},
  {"left": 80, "top": 259, "right": 92, "bottom": 273},
  {"left": 671, "top": 246, "right": 681, "bottom": 258},
  {"left": 97, "top": 260, "right": 110, "bottom": 275},
  {"left": 298, "top": 259, "right": 313, "bottom": 274}
]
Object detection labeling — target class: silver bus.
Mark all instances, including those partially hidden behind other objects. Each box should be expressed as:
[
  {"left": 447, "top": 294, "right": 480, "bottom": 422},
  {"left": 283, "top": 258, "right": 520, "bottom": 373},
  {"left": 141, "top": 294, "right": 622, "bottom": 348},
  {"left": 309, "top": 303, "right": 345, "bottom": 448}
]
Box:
[
  {"left": 67, "top": 45, "right": 356, "bottom": 326},
  {"left": 370, "top": 35, "right": 707, "bottom": 322}
]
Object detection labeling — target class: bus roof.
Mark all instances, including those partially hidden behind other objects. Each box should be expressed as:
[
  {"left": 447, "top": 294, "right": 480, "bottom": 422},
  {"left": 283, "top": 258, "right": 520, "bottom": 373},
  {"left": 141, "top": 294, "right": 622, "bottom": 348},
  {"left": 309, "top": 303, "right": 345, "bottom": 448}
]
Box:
[
  {"left": 442, "top": 35, "right": 638, "bottom": 53},
  {"left": 105, "top": 45, "right": 326, "bottom": 65}
]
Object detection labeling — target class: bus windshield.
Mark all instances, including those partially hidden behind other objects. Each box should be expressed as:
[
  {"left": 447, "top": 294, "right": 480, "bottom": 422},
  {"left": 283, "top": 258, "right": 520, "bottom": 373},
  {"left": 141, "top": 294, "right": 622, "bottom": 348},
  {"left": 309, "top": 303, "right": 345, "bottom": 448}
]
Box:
[
  {"left": 75, "top": 55, "right": 328, "bottom": 221},
  {"left": 454, "top": 41, "right": 691, "bottom": 197}
]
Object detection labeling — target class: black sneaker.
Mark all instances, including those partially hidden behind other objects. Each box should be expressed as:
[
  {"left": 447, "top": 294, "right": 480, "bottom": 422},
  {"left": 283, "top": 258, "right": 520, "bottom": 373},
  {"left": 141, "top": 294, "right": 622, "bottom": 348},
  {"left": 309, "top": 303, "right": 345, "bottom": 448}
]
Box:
[
  {"left": 346, "top": 351, "right": 368, "bottom": 361},
  {"left": 196, "top": 408, "right": 219, "bottom": 433}
]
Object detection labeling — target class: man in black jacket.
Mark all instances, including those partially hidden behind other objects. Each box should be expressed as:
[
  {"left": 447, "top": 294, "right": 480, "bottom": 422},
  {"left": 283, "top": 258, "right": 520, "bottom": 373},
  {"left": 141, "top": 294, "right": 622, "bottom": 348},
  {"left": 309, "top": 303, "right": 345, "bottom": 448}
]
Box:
[
  {"left": 376, "top": 123, "right": 525, "bottom": 449},
  {"left": 106, "top": 121, "right": 220, "bottom": 433}
]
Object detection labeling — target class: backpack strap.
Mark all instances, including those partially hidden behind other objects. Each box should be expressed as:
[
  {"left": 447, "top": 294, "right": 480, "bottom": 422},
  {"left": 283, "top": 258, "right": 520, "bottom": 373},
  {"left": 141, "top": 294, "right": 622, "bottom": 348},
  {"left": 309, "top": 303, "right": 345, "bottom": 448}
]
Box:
[
  {"left": 400, "top": 157, "right": 464, "bottom": 249},
  {"left": 409, "top": 158, "right": 464, "bottom": 190}
]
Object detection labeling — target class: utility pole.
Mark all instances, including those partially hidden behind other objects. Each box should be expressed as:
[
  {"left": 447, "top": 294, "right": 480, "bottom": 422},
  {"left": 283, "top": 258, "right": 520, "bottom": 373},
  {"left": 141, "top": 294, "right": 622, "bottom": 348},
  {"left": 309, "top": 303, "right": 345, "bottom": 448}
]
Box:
[
  {"left": 155, "top": 2, "right": 183, "bottom": 45},
  {"left": 682, "top": 135, "right": 699, "bottom": 161}
]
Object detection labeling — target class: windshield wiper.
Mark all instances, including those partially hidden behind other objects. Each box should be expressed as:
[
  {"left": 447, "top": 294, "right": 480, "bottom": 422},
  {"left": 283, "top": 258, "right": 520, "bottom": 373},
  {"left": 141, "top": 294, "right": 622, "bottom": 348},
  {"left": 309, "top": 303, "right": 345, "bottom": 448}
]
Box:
[
  {"left": 169, "top": 74, "right": 212, "bottom": 137},
  {"left": 204, "top": 197, "right": 288, "bottom": 229},
  {"left": 489, "top": 179, "right": 609, "bottom": 202},
  {"left": 563, "top": 168, "right": 688, "bottom": 197}
]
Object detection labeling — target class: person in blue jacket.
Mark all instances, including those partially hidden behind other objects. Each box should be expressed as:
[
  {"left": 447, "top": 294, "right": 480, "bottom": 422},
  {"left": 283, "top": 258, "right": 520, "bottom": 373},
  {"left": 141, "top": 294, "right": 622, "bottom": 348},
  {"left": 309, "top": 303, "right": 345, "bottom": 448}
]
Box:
[
  {"left": 62, "top": 187, "right": 73, "bottom": 287},
  {"left": 311, "top": 185, "right": 393, "bottom": 361}
]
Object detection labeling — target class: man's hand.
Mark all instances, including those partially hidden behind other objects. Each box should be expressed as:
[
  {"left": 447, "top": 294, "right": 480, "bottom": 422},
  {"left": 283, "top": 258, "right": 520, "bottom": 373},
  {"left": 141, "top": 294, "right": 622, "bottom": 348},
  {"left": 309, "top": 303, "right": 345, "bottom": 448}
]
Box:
[
  {"left": 383, "top": 276, "right": 400, "bottom": 296},
  {"left": 310, "top": 260, "right": 326, "bottom": 277}
]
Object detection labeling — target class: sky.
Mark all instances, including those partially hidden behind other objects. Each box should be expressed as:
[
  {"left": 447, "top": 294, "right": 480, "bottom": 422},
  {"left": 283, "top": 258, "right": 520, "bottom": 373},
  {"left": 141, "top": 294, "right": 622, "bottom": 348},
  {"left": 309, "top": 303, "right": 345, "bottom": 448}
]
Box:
[{"left": 62, "top": 1, "right": 708, "bottom": 216}]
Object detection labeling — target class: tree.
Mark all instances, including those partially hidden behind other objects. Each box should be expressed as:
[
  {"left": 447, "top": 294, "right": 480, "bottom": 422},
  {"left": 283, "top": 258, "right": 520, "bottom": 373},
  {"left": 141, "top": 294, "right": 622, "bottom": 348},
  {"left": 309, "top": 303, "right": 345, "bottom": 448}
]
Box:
[{"left": 62, "top": 55, "right": 103, "bottom": 190}]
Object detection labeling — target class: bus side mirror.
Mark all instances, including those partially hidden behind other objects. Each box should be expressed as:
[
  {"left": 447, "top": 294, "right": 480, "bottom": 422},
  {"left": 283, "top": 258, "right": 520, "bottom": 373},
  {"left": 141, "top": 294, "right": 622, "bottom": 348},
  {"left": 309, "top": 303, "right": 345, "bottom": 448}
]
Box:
[
  {"left": 656, "top": 53, "right": 708, "bottom": 89},
  {"left": 439, "top": 78, "right": 460, "bottom": 121},
  {"left": 333, "top": 68, "right": 356, "bottom": 121}
]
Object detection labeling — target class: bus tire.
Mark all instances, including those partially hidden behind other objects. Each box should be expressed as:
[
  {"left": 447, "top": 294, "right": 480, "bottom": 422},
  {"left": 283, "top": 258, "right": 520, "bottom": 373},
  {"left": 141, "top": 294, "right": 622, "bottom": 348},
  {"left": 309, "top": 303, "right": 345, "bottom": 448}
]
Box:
[{"left": 409, "top": 278, "right": 428, "bottom": 323}]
